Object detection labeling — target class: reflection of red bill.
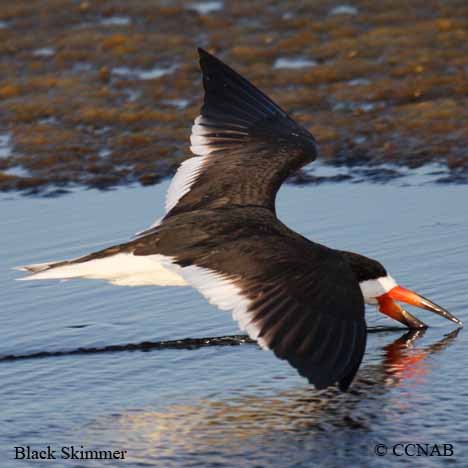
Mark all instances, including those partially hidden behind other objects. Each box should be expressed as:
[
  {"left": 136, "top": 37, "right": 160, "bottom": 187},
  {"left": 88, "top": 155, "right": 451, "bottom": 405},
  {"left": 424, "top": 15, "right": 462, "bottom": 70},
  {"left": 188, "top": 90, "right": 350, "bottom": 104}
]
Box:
[
  {"left": 383, "top": 331, "right": 429, "bottom": 383},
  {"left": 378, "top": 286, "right": 463, "bottom": 329},
  {"left": 391, "top": 351, "right": 430, "bottom": 383},
  {"left": 383, "top": 328, "right": 461, "bottom": 385}
]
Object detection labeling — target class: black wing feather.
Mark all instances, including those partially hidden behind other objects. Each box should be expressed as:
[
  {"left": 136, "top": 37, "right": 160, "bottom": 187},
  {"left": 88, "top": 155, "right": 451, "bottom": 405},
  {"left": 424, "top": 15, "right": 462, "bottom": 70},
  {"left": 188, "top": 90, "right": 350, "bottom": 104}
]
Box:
[
  {"left": 150, "top": 209, "right": 367, "bottom": 391},
  {"left": 165, "top": 49, "right": 318, "bottom": 217},
  {"left": 198, "top": 47, "right": 287, "bottom": 120}
]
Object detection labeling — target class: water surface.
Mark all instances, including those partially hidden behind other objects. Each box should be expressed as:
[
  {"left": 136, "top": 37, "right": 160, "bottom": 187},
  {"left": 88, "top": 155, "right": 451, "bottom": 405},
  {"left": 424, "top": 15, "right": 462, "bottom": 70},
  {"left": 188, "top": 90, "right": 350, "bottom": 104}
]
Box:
[{"left": 1, "top": 180, "right": 467, "bottom": 467}]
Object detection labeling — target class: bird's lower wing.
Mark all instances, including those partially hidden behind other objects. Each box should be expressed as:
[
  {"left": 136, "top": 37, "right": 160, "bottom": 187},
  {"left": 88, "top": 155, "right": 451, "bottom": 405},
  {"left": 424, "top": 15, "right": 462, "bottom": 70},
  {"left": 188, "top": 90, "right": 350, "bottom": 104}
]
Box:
[{"left": 160, "top": 235, "right": 367, "bottom": 391}]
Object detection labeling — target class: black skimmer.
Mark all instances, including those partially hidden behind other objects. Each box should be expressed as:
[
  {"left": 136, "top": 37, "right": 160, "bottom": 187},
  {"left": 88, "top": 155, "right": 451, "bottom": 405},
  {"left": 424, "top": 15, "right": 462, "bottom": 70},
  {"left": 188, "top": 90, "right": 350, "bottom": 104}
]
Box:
[{"left": 16, "top": 48, "right": 463, "bottom": 391}]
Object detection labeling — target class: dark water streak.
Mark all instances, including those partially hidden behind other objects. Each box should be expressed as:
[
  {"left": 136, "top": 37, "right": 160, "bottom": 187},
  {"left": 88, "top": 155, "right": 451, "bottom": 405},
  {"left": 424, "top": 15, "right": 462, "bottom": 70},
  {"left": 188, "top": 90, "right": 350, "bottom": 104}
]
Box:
[{"left": 0, "top": 326, "right": 406, "bottom": 363}]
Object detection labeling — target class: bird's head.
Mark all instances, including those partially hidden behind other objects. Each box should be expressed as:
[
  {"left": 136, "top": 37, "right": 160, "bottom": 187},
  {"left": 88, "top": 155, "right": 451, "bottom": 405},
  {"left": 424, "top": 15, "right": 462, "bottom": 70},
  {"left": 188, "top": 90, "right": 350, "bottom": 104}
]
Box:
[{"left": 341, "top": 251, "right": 463, "bottom": 329}]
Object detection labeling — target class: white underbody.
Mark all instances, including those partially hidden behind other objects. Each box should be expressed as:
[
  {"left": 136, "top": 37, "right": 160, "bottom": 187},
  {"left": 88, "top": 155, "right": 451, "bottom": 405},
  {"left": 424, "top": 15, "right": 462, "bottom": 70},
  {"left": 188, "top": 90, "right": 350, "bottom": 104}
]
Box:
[{"left": 17, "top": 253, "right": 188, "bottom": 287}]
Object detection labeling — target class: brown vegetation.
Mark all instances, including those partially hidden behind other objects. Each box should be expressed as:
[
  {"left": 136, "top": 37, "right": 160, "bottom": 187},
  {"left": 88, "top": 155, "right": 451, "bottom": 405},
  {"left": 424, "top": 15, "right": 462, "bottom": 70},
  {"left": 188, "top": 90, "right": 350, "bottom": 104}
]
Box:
[{"left": 0, "top": 0, "right": 467, "bottom": 193}]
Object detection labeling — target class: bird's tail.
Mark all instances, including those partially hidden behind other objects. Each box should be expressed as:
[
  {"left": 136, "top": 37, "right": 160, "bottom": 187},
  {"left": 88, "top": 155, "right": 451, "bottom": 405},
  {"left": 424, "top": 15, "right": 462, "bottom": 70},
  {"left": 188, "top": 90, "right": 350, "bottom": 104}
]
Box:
[{"left": 15, "top": 243, "right": 186, "bottom": 287}]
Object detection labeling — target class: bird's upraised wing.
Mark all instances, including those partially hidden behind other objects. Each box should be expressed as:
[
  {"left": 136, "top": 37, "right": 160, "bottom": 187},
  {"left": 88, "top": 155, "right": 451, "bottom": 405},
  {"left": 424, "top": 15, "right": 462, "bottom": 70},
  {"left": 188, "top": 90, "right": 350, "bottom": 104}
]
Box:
[{"left": 164, "top": 48, "right": 317, "bottom": 218}]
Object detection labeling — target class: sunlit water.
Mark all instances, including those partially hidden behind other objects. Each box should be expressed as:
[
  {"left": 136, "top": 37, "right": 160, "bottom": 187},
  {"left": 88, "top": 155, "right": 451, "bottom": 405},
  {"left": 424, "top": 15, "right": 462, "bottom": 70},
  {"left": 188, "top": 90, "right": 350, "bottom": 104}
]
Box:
[{"left": 1, "top": 179, "right": 468, "bottom": 467}]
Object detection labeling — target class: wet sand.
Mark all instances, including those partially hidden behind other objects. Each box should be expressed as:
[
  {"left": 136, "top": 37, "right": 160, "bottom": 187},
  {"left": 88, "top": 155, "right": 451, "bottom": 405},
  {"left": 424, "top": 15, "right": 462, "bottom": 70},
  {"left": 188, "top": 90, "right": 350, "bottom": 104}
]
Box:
[{"left": 0, "top": 0, "right": 467, "bottom": 194}]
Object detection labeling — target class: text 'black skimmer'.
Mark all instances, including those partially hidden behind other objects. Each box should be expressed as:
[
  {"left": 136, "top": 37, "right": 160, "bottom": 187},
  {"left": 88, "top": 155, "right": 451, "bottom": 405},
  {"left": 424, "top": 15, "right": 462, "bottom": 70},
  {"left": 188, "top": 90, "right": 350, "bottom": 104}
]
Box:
[{"left": 16, "top": 48, "right": 463, "bottom": 391}]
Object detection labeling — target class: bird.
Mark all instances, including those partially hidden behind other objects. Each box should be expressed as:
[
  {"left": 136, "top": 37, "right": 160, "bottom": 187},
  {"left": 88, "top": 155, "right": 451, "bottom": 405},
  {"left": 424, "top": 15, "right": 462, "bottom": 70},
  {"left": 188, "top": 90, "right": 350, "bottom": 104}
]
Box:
[{"left": 16, "top": 48, "right": 463, "bottom": 391}]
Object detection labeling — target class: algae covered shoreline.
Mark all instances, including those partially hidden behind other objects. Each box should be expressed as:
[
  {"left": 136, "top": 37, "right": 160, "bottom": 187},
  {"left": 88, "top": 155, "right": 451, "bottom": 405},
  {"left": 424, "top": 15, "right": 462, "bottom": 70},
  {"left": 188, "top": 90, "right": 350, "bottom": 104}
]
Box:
[{"left": 0, "top": 0, "right": 467, "bottom": 195}]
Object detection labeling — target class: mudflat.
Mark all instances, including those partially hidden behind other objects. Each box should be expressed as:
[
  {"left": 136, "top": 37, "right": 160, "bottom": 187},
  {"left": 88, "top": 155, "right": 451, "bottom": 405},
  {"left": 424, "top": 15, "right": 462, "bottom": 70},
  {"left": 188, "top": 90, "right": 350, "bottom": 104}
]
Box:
[{"left": 1, "top": 0, "right": 467, "bottom": 195}]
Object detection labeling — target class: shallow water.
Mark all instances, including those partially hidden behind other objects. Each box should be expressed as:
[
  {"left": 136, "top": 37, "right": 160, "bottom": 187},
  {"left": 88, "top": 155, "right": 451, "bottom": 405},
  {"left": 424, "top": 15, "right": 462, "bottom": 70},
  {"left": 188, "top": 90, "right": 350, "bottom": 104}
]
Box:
[{"left": 1, "top": 179, "right": 468, "bottom": 467}]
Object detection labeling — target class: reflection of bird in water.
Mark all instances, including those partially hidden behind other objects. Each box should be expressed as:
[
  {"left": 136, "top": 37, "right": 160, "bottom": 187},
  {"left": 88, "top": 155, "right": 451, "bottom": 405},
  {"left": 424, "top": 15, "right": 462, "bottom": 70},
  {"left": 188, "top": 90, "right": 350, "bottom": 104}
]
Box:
[
  {"left": 16, "top": 49, "right": 462, "bottom": 391},
  {"left": 353, "top": 327, "right": 460, "bottom": 393},
  {"left": 85, "top": 329, "right": 459, "bottom": 464}
]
